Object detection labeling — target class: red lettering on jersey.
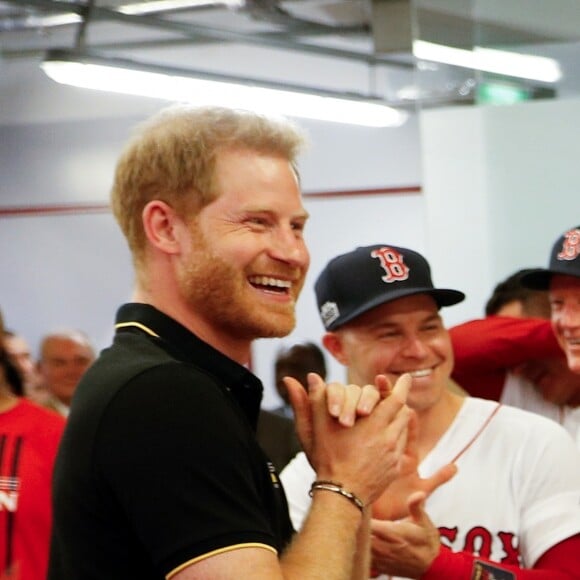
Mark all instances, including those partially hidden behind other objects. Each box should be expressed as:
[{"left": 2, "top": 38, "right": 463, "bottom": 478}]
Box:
[
  {"left": 557, "top": 228, "right": 580, "bottom": 261},
  {"left": 464, "top": 527, "right": 492, "bottom": 558},
  {"left": 498, "top": 532, "right": 520, "bottom": 565},
  {"left": 439, "top": 526, "right": 522, "bottom": 567},
  {"left": 371, "top": 247, "right": 410, "bottom": 283},
  {"left": 438, "top": 527, "right": 458, "bottom": 548}
]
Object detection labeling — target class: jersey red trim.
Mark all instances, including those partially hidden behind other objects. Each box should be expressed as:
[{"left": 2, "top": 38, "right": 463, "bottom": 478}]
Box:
[{"left": 423, "top": 534, "right": 580, "bottom": 579}]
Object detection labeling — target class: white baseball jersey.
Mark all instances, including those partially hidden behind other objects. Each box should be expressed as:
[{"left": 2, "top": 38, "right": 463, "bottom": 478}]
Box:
[
  {"left": 280, "top": 398, "right": 580, "bottom": 578},
  {"left": 501, "top": 373, "right": 580, "bottom": 450}
]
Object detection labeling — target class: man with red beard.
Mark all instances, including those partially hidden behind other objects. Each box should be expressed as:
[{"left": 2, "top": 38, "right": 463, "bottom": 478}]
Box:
[{"left": 48, "top": 106, "right": 413, "bottom": 580}]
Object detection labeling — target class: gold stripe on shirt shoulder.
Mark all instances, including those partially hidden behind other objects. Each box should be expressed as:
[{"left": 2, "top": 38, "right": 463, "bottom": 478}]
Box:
[
  {"left": 166, "top": 543, "right": 278, "bottom": 579},
  {"left": 114, "top": 322, "right": 160, "bottom": 338}
]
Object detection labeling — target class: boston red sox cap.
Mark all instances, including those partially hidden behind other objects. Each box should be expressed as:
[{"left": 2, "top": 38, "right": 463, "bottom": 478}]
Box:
[
  {"left": 315, "top": 244, "right": 465, "bottom": 331},
  {"left": 520, "top": 225, "right": 580, "bottom": 290}
]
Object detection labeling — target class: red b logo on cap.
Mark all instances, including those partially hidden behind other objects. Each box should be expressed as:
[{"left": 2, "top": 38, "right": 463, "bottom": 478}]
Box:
[
  {"left": 371, "top": 247, "right": 410, "bottom": 283},
  {"left": 557, "top": 228, "right": 580, "bottom": 262}
]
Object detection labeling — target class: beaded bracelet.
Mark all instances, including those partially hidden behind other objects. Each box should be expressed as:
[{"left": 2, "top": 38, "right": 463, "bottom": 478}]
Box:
[{"left": 308, "top": 480, "right": 365, "bottom": 513}]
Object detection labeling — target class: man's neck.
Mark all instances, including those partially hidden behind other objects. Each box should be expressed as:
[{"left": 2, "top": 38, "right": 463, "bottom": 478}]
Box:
[
  {"left": 131, "top": 289, "right": 252, "bottom": 366},
  {"left": 414, "top": 391, "right": 465, "bottom": 461}
]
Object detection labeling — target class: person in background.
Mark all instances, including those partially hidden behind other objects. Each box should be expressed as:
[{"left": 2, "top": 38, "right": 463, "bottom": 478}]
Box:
[
  {"left": 3, "top": 329, "right": 48, "bottom": 405},
  {"left": 0, "top": 331, "right": 24, "bottom": 399},
  {"left": 450, "top": 269, "right": 580, "bottom": 443},
  {"left": 0, "top": 310, "right": 66, "bottom": 580},
  {"left": 521, "top": 224, "right": 580, "bottom": 444},
  {"left": 281, "top": 244, "right": 580, "bottom": 579},
  {"left": 256, "top": 342, "right": 327, "bottom": 471},
  {"left": 270, "top": 342, "right": 327, "bottom": 418},
  {"left": 38, "top": 329, "right": 95, "bottom": 417},
  {"left": 48, "top": 105, "right": 413, "bottom": 580}
]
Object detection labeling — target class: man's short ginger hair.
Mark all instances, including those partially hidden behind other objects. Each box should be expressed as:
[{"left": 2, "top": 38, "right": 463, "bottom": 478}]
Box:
[{"left": 110, "top": 105, "right": 307, "bottom": 267}]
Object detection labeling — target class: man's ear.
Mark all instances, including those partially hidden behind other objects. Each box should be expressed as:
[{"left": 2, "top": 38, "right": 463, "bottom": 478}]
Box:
[
  {"left": 322, "top": 332, "right": 349, "bottom": 366},
  {"left": 142, "top": 200, "right": 184, "bottom": 255}
]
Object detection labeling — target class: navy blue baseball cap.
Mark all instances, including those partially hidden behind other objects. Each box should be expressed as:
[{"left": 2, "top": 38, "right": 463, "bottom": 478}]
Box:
[
  {"left": 315, "top": 244, "right": 465, "bottom": 331},
  {"left": 520, "top": 226, "right": 580, "bottom": 290}
]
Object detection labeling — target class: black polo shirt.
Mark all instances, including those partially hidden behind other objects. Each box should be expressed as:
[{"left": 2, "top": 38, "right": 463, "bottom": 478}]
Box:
[{"left": 49, "top": 303, "right": 294, "bottom": 579}]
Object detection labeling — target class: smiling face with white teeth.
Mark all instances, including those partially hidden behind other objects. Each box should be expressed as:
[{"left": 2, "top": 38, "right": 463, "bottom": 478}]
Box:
[
  {"left": 175, "top": 148, "right": 310, "bottom": 347},
  {"left": 550, "top": 274, "right": 580, "bottom": 373},
  {"left": 323, "top": 293, "right": 454, "bottom": 413}
]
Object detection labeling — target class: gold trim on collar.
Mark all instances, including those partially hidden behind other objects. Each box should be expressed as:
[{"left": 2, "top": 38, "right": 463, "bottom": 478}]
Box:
[{"left": 114, "top": 321, "right": 160, "bottom": 338}]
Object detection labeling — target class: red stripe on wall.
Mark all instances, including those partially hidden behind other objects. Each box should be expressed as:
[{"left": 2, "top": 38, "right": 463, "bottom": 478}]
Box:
[
  {"left": 0, "top": 204, "right": 111, "bottom": 217},
  {"left": 0, "top": 186, "right": 421, "bottom": 218},
  {"left": 304, "top": 186, "right": 422, "bottom": 198}
]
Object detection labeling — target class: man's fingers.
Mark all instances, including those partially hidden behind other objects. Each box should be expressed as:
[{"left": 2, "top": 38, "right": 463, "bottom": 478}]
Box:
[
  {"left": 328, "top": 383, "right": 380, "bottom": 426},
  {"left": 356, "top": 384, "right": 381, "bottom": 416},
  {"left": 382, "top": 405, "right": 411, "bottom": 463},
  {"left": 325, "top": 382, "right": 356, "bottom": 426},
  {"left": 372, "top": 493, "right": 427, "bottom": 533},
  {"left": 406, "top": 491, "right": 429, "bottom": 524},
  {"left": 325, "top": 381, "right": 346, "bottom": 419},
  {"left": 327, "top": 382, "right": 381, "bottom": 425},
  {"left": 305, "top": 372, "right": 326, "bottom": 399},
  {"left": 308, "top": 373, "right": 407, "bottom": 429},
  {"left": 284, "top": 375, "right": 312, "bottom": 451},
  {"left": 374, "top": 374, "right": 392, "bottom": 399},
  {"left": 406, "top": 409, "right": 419, "bottom": 448},
  {"left": 394, "top": 408, "right": 411, "bottom": 458},
  {"left": 285, "top": 375, "right": 308, "bottom": 414},
  {"left": 423, "top": 463, "right": 458, "bottom": 495},
  {"left": 370, "top": 518, "right": 406, "bottom": 544},
  {"left": 390, "top": 373, "right": 412, "bottom": 404},
  {"left": 373, "top": 376, "right": 410, "bottom": 425},
  {"left": 336, "top": 384, "right": 362, "bottom": 426}
]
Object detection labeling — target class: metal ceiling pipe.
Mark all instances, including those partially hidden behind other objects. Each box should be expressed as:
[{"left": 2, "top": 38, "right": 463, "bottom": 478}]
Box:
[{"left": 3, "top": 0, "right": 412, "bottom": 68}]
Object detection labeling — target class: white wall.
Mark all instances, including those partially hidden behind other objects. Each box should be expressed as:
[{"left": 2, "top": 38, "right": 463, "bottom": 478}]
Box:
[
  {"left": 0, "top": 212, "right": 133, "bottom": 351},
  {"left": 420, "top": 97, "right": 580, "bottom": 328}
]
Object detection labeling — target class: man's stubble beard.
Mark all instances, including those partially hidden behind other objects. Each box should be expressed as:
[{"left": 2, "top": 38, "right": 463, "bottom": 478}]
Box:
[{"left": 178, "top": 229, "right": 302, "bottom": 341}]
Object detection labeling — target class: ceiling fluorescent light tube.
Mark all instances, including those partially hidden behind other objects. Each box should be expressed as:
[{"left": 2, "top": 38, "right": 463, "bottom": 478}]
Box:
[
  {"left": 26, "top": 13, "right": 83, "bottom": 27},
  {"left": 21, "top": 1, "right": 243, "bottom": 26},
  {"left": 41, "top": 50, "right": 407, "bottom": 128},
  {"left": 413, "top": 41, "right": 562, "bottom": 83},
  {"left": 118, "top": 0, "right": 245, "bottom": 15}
]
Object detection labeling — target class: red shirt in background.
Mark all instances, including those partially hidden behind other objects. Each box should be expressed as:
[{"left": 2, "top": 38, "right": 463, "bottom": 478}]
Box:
[
  {"left": 449, "top": 316, "right": 562, "bottom": 400},
  {"left": 0, "top": 399, "right": 65, "bottom": 580}
]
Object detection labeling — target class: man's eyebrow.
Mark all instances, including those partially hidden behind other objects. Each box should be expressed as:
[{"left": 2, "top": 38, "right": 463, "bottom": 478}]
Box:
[
  {"left": 241, "top": 207, "right": 310, "bottom": 220},
  {"left": 364, "top": 321, "right": 399, "bottom": 332},
  {"left": 424, "top": 313, "right": 442, "bottom": 322},
  {"left": 363, "top": 313, "right": 441, "bottom": 331}
]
